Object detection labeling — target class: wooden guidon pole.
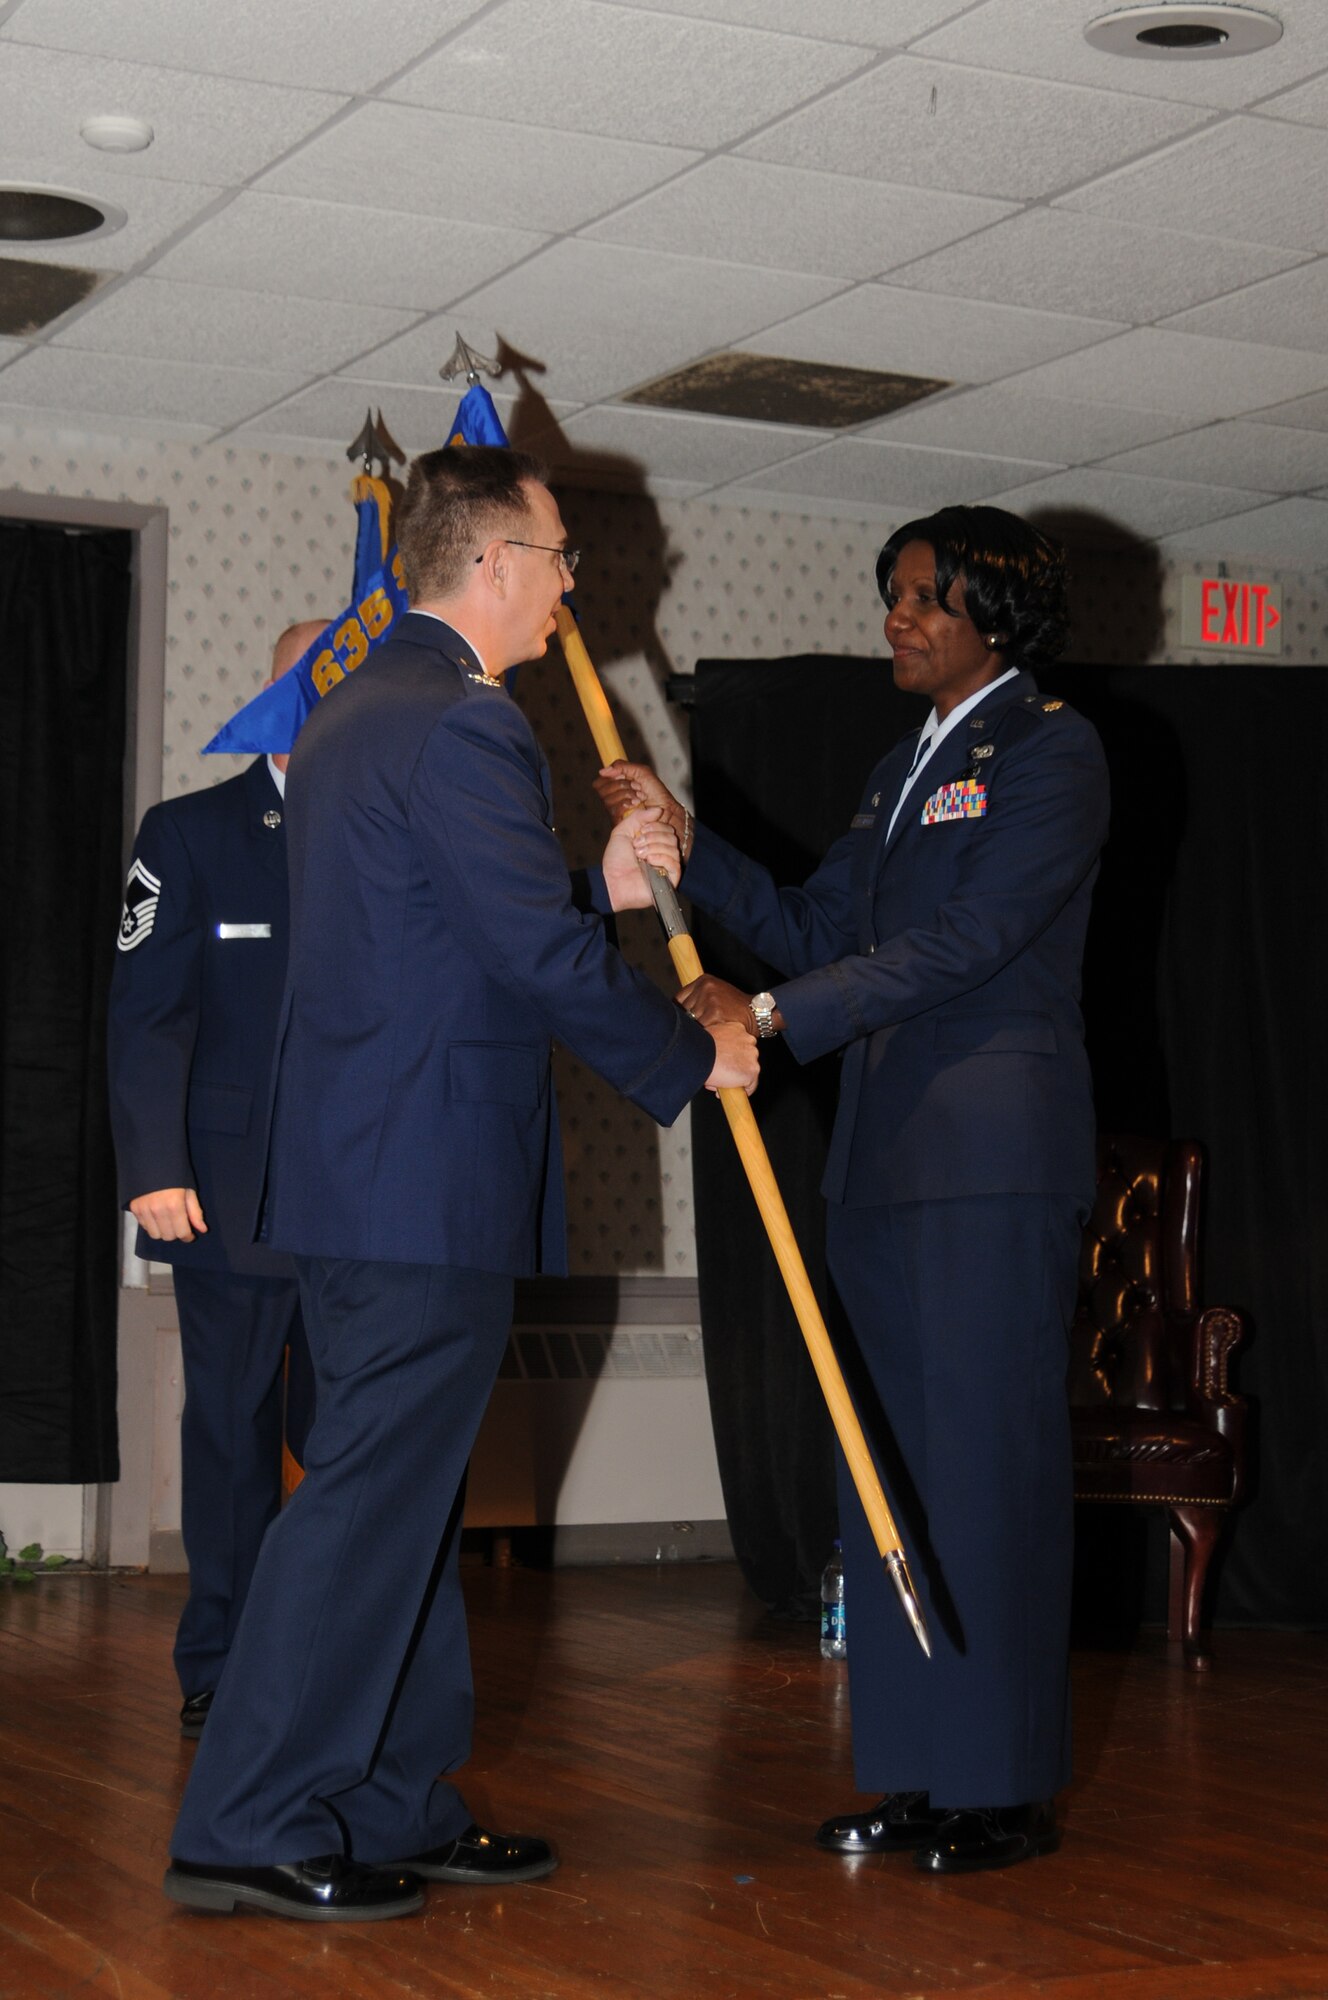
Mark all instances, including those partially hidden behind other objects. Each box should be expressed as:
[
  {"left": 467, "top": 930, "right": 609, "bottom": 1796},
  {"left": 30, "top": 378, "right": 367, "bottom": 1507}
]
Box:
[{"left": 555, "top": 605, "right": 931, "bottom": 1659}]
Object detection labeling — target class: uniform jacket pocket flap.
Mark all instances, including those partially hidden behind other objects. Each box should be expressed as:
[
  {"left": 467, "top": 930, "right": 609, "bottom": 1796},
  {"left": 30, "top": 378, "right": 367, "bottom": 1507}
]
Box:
[
  {"left": 187, "top": 1081, "right": 254, "bottom": 1135},
  {"left": 449, "top": 1042, "right": 545, "bottom": 1108},
  {"left": 933, "top": 1013, "right": 1058, "bottom": 1055}
]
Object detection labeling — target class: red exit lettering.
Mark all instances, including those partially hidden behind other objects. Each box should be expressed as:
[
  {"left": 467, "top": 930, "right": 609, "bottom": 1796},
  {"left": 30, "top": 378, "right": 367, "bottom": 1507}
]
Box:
[{"left": 1199, "top": 578, "right": 1280, "bottom": 650}]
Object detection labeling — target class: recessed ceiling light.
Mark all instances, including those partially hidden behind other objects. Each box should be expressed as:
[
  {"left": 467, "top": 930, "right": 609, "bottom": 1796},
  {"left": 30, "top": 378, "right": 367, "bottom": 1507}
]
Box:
[
  {"left": 1085, "top": 5, "right": 1282, "bottom": 58},
  {"left": 80, "top": 113, "right": 155, "bottom": 153},
  {"left": 0, "top": 187, "right": 127, "bottom": 243}
]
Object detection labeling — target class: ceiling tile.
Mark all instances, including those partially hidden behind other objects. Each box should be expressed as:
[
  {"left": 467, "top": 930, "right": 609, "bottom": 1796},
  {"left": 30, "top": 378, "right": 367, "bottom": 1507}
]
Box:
[
  {"left": 345, "top": 242, "right": 844, "bottom": 402},
  {"left": 1259, "top": 70, "right": 1328, "bottom": 130},
  {"left": 0, "top": 348, "right": 307, "bottom": 431},
  {"left": 1003, "top": 328, "right": 1328, "bottom": 420},
  {"left": 391, "top": 0, "right": 871, "bottom": 148},
  {"left": 986, "top": 466, "right": 1272, "bottom": 539},
  {"left": 1160, "top": 258, "right": 1328, "bottom": 352},
  {"left": 864, "top": 385, "right": 1194, "bottom": 461},
  {"left": 914, "top": 0, "right": 1328, "bottom": 110},
  {"left": 1159, "top": 496, "right": 1328, "bottom": 566},
  {"left": 598, "top": 0, "right": 959, "bottom": 39},
  {"left": 150, "top": 194, "right": 546, "bottom": 310},
  {"left": 227, "top": 379, "right": 576, "bottom": 455},
  {"left": 1245, "top": 387, "right": 1328, "bottom": 433},
  {"left": 888, "top": 209, "right": 1305, "bottom": 323},
  {"left": 1059, "top": 118, "right": 1328, "bottom": 255},
  {"left": 0, "top": 166, "right": 226, "bottom": 271},
  {"left": 0, "top": 42, "right": 342, "bottom": 187},
  {"left": 1098, "top": 420, "right": 1328, "bottom": 494},
  {"left": 713, "top": 434, "right": 1057, "bottom": 512},
  {"left": 531, "top": 403, "right": 832, "bottom": 490},
  {"left": 585, "top": 159, "right": 1016, "bottom": 280},
  {"left": 743, "top": 284, "right": 1121, "bottom": 384},
  {"left": 48, "top": 277, "right": 419, "bottom": 374},
  {"left": 259, "top": 100, "right": 696, "bottom": 233},
  {"left": 3, "top": 0, "right": 483, "bottom": 91},
  {"left": 740, "top": 55, "right": 1210, "bottom": 201}
]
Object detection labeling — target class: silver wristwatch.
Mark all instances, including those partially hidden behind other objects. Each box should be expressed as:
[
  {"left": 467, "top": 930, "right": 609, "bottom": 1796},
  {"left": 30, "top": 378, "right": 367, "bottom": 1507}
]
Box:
[{"left": 749, "top": 990, "right": 779, "bottom": 1039}]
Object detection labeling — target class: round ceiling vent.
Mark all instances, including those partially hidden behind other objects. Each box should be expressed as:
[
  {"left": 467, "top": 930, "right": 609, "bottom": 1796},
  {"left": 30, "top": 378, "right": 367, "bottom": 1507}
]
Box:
[
  {"left": 1085, "top": 5, "right": 1283, "bottom": 57},
  {"left": 0, "top": 188, "right": 126, "bottom": 243}
]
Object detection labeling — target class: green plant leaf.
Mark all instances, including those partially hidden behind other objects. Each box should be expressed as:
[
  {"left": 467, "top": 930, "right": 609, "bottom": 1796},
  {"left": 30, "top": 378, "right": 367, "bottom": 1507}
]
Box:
[
  {"left": 18, "top": 1544, "right": 43, "bottom": 1563},
  {"left": 11, "top": 1568, "right": 34, "bottom": 1585},
  {"left": 43, "top": 1554, "right": 70, "bottom": 1569}
]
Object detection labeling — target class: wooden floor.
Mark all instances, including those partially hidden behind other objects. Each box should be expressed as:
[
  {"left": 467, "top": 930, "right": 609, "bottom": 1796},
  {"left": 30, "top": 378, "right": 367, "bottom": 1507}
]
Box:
[{"left": 1, "top": 1564, "right": 1326, "bottom": 2000}]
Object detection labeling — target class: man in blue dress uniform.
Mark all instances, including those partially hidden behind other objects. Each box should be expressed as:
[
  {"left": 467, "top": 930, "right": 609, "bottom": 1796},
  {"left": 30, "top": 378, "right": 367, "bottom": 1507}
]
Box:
[
  {"left": 162, "top": 446, "right": 759, "bottom": 1923},
  {"left": 598, "top": 508, "right": 1109, "bottom": 1875},
  {"left": 108, "top": 621, "right": 326, "bottom": 1739}
]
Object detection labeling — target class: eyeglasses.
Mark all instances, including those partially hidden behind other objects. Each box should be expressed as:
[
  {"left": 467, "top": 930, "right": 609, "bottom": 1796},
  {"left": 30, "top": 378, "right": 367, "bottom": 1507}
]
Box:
[{"left": 476, "top": 539, "right": 580, "bottom": 578}]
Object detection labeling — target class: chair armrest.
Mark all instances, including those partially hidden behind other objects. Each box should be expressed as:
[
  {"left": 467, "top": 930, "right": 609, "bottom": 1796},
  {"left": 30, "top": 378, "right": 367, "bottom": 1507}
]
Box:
[
  {"left": 1187, "top": 1306, "right": 1250, "bottom": 1506},
  {"left": 1192, "top": 1306, "right": 1247, "bottom": 1404}
]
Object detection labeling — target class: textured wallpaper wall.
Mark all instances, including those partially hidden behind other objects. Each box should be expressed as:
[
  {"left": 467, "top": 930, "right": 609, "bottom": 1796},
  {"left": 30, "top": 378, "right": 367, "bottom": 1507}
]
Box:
[{"left": 4, "top": 423, "right": 1325, "bottom": 1277}]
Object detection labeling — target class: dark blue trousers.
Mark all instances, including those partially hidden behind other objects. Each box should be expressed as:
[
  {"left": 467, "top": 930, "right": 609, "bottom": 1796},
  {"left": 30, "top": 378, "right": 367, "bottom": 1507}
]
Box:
[
  {"left": 826, "top": 1194, "right": 1082, "bottom": 1809},
  {"left": 173, "top": 1268, "right": 304, "bottom": 1699},
  {"left": 171, "top": 1258, "right": 513, "bottom": 1867}
]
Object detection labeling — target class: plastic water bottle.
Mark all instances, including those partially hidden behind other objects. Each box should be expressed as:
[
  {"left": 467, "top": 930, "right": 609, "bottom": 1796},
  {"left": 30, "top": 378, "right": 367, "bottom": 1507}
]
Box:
[{"left": 820, "top": 1540, "right": 846, "bottom": 1659}]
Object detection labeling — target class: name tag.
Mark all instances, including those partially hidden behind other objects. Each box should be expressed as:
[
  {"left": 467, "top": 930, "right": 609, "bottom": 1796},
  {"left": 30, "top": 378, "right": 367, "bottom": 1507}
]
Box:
[
  {"left": 216, "top": 923, "right": 272, "bottom": 939},
  {"left": 850, "top": 813, "right": 876, "bottom": 829},
  {"left": 921, "top": 780, "right": 987, "bottom": 826}
]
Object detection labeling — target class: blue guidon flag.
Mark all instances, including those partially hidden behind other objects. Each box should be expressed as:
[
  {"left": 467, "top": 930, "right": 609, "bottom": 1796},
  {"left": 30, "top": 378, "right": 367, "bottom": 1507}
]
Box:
[{"left": 202, "top": 385, "right": 512, "bottom": 756}]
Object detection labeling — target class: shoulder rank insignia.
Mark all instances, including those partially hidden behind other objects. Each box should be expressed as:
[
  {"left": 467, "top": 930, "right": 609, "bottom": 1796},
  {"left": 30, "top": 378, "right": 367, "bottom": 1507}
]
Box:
[
  {"left": 922, "top": 778, "right": 987, "bottom": 826},
  {"left": 117, "top": 857, "right": 161, "bottom": 953},
  {"left": 1042, "top": 698, "right": 1064, "bottom": 712}
]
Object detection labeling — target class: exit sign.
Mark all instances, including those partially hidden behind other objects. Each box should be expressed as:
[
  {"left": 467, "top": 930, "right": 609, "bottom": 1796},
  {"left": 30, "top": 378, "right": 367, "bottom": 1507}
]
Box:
[{"left": 1180, "top": 576, "right": 1283, "bottom": 656}]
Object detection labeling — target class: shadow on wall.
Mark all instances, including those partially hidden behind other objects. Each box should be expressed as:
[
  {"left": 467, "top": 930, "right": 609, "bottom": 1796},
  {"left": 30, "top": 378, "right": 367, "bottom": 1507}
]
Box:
[
  {"left": 502, "top": 351, "right": 683, "bottom": 1282},
  {"left": 1026, "top": 505, "right": 1168, "bottom": 667}
]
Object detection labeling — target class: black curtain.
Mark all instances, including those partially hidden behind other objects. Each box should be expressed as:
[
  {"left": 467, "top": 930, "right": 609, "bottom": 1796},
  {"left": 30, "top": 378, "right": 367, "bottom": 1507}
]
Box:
[
  {"left": 0, "top": 522, "right": 129, "bottom": 1481},
  {"left": 690, "top": 658, "right": 1328, "bottom": 1629},
  {"left": 690, "top": 659, "right": 908, "bottom": 1617}
]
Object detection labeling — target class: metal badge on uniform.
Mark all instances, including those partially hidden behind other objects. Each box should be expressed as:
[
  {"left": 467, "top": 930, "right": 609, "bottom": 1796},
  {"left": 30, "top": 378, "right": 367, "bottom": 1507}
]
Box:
[
  {"left": 216, "top": 923, "right": 272, "bottom": 940},
  {"left": 1043, "top": 699, "right": 1064, "bottom": 712},
  {"left": 871, "top": 792, "right": 881, "bottom": 807},
  {"left": 263, "top": 809, "right": 282, "bottom": 829},
  {"left": 921, "top": 779, "right": 988, "bottom": 825},
  {"left": 972, "top": 742, "right": 994, "bottom": 760},
  {"left": 851, "top": 812, "right": 877, "bottom": 829},
  {"left": 117, "top": 857, "right": 161, "bottom": 952}
]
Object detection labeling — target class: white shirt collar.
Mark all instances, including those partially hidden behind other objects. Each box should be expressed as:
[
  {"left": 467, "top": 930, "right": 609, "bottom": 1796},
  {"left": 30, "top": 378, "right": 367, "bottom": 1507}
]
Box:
[
  {"left": 924, "top": 665, "right": 1019, "bottom": 750},
  {"left": 266, "top": 755, "right": 286, "bottom": 798}
]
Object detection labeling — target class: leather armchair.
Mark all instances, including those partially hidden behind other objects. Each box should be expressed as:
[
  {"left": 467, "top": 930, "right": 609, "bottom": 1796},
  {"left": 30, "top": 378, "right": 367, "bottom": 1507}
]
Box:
[{"left": 1068, "top": 1135, "right": 1248, "bottom": 1669}]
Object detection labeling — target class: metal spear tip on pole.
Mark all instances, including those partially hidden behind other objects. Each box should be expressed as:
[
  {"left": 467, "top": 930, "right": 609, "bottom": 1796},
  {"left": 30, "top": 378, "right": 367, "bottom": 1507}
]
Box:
[
  {"left": 344, "top": 409, "right": 399, "bottom": 477},
  {"left": 883, "top": 1550, "right": 932, "bottom": 1659},
  {"left": 438, "top": 333, "right": 501, "bottom": 388}
]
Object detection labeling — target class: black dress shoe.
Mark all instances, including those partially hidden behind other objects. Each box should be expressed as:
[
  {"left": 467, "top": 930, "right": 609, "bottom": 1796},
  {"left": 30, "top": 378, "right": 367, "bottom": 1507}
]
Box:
[
  {"left": 179, "top": 1691, "right": 213, "bottom": 1739},
  {"left": 393, "top": 1823, "right": 558, "bottom": 1883},
  {"left": 163, "top": 1854, "right": 424, "bottom": 1920},
  {"left": 915, "top": 1800, "right": 1060, "bottom": 1874},
  {"left": 815, "top": 1791, "right": 940, "bottom": 1854}
]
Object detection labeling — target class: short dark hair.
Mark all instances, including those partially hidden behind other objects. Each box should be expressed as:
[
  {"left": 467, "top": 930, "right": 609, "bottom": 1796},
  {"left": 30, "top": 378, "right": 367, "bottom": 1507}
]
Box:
[
  {"left": 875, "top": 506, "right": 1069, "bottom": 670},
  {"left": 396, "top": 444, "right": 550, "bottom": 602}
]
